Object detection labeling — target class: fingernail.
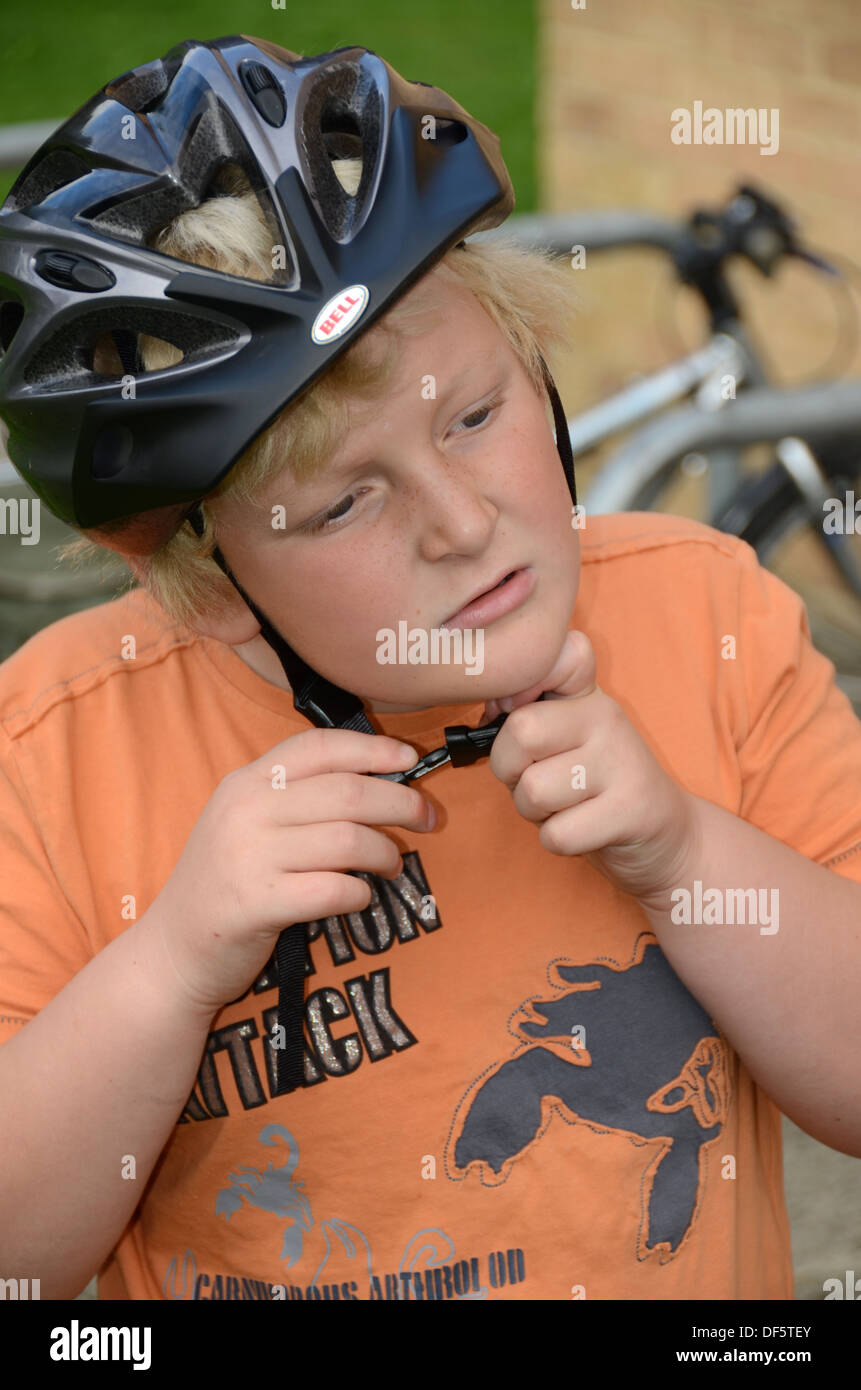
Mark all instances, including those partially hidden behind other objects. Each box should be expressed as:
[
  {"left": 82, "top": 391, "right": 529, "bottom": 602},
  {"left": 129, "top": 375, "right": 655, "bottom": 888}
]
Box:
[
  {"left": 425, "top": 800, "right": 437, "bottom": 829},
  {"left": 499, "top": 697, "right": 514, "bottom": 713}
]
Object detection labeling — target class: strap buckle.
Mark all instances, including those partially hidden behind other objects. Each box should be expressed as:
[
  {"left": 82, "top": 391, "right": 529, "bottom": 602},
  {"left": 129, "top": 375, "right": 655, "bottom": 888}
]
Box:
[{"left": 372, "top": 713, "right": 509, "bottom": 784}]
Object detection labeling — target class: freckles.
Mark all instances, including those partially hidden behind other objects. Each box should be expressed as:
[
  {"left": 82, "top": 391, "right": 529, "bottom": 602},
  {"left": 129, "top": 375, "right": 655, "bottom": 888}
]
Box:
[
  {"left": 515, "top": 453, "right": 562, "bottom": 513},
  {"left": 333, "top": 553, "right": 405, "bottom": 627}
]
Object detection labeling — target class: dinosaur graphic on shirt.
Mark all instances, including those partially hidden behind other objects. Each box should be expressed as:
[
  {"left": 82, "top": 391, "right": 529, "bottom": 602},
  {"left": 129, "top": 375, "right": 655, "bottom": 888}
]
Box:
[{"left": 447, "top": 936, "right": 730, "bottom": 1261}]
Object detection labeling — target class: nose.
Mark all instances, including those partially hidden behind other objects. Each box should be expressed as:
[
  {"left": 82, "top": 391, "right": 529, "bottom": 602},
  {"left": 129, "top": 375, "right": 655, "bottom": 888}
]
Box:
[{"left": 410, "top": 449, "right": 499, "bottom": 559}]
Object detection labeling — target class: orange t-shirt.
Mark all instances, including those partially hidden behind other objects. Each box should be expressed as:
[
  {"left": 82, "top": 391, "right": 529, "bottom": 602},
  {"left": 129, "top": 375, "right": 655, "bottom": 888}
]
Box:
[{"left": 2, "top": 512, "right": 861, "bottom": 1302}]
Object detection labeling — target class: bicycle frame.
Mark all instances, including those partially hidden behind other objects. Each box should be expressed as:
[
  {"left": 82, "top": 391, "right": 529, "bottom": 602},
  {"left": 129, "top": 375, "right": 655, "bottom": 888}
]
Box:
[
  {"left": 475, "top": 208, "right": 779, "bottom": 520},
  {"left": 477, "top": 208, "right": 861, "bottom": 555}
]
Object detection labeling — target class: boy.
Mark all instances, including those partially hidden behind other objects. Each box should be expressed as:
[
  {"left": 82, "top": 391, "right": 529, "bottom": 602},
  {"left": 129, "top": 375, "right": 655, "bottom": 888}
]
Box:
[{"left": 0, "top": 35, "right": 860, "bottom": 1303}]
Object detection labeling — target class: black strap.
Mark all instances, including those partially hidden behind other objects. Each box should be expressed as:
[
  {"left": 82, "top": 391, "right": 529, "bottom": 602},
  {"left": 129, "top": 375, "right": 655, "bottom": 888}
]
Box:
[
  {"left": 194, "top": 538, "right": 375, "bottom": 1096},
  {"left": 274, "top": 920, "right": 308, "bottom": 1093},
  {"left": 110, "top": 329, "right": 144, "bottom": 377},
  {"left": 541, "top": 356, "right": 577, "bottom": 508}
]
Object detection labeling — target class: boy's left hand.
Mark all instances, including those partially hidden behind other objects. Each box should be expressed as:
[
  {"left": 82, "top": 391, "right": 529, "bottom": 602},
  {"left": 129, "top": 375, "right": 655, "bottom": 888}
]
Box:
[{"left": 481, "top": 630, "right": 701, "bottom": 907}]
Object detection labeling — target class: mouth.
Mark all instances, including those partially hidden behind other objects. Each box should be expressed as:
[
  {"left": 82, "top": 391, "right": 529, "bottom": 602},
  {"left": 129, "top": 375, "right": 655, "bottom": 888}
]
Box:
[{"left": 441, "top": 566, "right": 535, "bottom": 630}]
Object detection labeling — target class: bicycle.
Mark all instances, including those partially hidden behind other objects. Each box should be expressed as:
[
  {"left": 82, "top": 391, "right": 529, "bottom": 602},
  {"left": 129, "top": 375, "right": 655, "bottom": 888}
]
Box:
[{"left": 477, "top": 184, "right": 861, "bottom": 714}]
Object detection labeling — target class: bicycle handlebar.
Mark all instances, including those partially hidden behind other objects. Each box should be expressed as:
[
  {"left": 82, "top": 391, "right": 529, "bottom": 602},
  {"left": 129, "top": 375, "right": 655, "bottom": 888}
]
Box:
[
  {"left": 583, "top": 380, "right": 861, "bottom": 515},
  {"left": 477, "top": 186, "right": 840, "bottom": 333},
  {"left": 473, "top": 208, "right": 686, "bottom": 256},
  {"left": 480, "top": 186, "right": 826, "bottom": 272}
]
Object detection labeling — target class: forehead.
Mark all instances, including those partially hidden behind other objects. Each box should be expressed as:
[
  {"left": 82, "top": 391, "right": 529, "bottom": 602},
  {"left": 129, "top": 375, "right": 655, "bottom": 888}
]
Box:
[{"left": 342, "top": 276, "right": 505, "bottom": 429}]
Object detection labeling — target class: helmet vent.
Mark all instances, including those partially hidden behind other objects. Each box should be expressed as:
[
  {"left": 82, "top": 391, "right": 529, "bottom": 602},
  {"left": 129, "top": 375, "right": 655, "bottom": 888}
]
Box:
[
  {"left": 7, "top": 148, "right": 91, "bottom": 212},
  {"left": 299, "top": 69, "right": 383, "bottom": 241},
  {"left": 0, "top": 299, "right": 24, "bottom": 355},
  {"left": 84, "top": 100, "right": 248, "bottom": 246},
  {"left": 92, "top": 329, "right": 183, "bottom": 377},
  {"left": 85, "top": 183, "right": 193, "bottom": 246},
  {"left": 321, "top": 105, "right": 362, "bottom": 147},
  {"left": 24, "top": 307, "right": 239, "bottom": 388},
  {"left": 322, "top": 108, "right": 364, "bottom": 199},
  {"left": 104, "top": 61, "right": 170, "bottom": 114},
  {"left": 430, "top": 118, "right": 468, "bottom": 147}
]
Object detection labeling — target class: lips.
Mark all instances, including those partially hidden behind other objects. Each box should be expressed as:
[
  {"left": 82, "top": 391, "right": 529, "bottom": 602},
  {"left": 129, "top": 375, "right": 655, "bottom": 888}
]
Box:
[
  {"left": 444, "top": 567, "right": 519, "bottom": 625},
  {"left": 441, "top": 566, "right": 535, "bottom": 629}
]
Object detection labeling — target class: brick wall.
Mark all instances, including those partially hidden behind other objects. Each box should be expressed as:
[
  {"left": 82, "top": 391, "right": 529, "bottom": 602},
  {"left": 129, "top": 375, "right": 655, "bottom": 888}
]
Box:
[{"left": 540, "top": 0, "right": 861, "bottom": 424}]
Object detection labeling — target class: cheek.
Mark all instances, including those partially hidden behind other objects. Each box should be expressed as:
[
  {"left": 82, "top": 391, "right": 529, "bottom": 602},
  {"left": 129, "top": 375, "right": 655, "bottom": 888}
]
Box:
[
  {"left": 510, "top": 430, "right": 580, "bottom": 579},
  {"left": 509, "top": 431, "right": 573, "bottom": 526},
  {"left": 275, "top": 546, "right": 403, "bottom": 638}
]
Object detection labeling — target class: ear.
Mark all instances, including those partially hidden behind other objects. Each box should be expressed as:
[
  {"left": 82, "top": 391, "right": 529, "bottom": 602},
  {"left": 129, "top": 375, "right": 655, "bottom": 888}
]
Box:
[{"left": 124, "top": 555, "right": 262, "bottom": 644}]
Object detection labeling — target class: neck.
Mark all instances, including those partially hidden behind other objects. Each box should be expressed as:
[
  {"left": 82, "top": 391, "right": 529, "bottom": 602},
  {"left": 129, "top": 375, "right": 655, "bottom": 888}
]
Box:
[{"left": 231, "top": 634, "right": 432, "bottom": 714}]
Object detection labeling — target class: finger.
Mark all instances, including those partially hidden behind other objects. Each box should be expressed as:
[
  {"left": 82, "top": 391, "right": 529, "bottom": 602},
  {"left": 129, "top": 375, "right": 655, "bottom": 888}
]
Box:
[
  {"left": 510, "top": 745, "right": 606, "bottom": 825},
  {"left": 268, "top": 821, "right": 406, "bottom": 878},
  {"left": 540, "top": 630, "right": 597, "bottom": 703},
  {"left": 537, "top": 793, "right": 629, "bottom": 860},
  {"left": 493, "top": 630, "right": 597, "bottom": 714},
  {"left": 481, "top": 699, "right": 503, "bottom": 724},
  {"left": 242, "top": 727, "right": 431, "bottom": 829},
  {"left": 253, "top": 767, "right": 436, "bottom": 835},
  {"left": 489, "top": 697, "right": 598, "bottom": 792},
  {"left": 251, "top": 726, "right": 420, "bottom": 781}
]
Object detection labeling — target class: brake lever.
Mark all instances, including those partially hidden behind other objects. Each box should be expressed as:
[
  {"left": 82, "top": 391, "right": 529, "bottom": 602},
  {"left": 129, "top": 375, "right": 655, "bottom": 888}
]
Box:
[{"left": 788, "top": 246, "right": 842, "bottom": 278}]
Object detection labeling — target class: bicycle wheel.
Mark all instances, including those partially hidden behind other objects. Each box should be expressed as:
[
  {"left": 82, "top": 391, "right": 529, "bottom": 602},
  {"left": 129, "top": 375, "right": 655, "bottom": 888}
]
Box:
[
  {"left": 620, "top": 445, "right": 861, "bottom": 718},
  {"left": 718, "top": 454, "right": 861, "bottom": 718}
]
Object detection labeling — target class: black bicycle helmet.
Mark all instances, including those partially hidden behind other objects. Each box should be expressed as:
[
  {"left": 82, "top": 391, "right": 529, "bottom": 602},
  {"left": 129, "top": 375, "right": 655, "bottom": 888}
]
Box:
[{"left": 0, "top": 35, "right": 578, "bottom": 1094}]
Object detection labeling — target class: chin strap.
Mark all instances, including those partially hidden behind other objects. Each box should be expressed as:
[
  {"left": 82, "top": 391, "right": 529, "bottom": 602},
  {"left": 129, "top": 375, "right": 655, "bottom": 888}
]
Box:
[{"left": 186, "top": 353, "right": 576, "bottom": 1095}]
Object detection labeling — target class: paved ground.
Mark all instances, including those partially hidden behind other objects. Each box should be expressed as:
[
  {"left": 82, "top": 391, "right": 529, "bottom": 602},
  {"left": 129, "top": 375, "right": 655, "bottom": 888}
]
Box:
[{"left": 784, "top": 1118, "right": 861, "bottom": 1300}]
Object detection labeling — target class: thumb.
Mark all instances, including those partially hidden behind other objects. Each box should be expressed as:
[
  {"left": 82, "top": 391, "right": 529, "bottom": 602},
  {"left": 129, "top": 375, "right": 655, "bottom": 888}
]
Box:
[
  {"left": 486, "top": 630, "right": 597, "bottom": 718},
  {"left": 539, "top": 629, "right": 597, "bottom": 703}
]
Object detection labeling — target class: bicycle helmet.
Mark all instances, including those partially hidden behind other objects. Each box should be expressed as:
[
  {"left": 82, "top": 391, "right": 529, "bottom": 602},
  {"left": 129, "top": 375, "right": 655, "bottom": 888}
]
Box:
[{"left": 0, "top": 35, "right": 578, "bottom": 1094}]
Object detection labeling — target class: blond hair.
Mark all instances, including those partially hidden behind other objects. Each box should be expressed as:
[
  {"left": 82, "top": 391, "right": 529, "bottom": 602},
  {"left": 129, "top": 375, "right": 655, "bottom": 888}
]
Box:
[{"left": 58, "top": 158, "right": 581, "bottom": 627}]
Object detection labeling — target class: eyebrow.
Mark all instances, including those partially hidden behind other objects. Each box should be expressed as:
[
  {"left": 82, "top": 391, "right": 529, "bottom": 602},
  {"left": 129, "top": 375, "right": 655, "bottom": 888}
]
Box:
[{"left": 320, "top": 352, "right": 506, "bottom": 484}]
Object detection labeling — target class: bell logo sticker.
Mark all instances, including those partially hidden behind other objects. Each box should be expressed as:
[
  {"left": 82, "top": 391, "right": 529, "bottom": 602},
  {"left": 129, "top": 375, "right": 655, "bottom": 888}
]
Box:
[{"left": 311, "top": 285, "right": 370, "bottom": 344}]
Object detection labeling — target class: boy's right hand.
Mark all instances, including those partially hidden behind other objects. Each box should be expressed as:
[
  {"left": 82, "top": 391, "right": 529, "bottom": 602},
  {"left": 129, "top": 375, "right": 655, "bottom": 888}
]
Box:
[{"left": 143, "top": 730, "right": 432, "bottom": 1019}]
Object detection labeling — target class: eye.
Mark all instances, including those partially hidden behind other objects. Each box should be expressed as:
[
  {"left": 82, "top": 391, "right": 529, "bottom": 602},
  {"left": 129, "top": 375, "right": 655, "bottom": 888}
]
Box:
[
  {"left": 300, "top": 489, "right": 365, "bottom": 535},
  {"left": 453, "top": 392, "right": 504, "bottom": 434},
  {"left": 297, "top": 392, "right": 505, "bottom": 536}
]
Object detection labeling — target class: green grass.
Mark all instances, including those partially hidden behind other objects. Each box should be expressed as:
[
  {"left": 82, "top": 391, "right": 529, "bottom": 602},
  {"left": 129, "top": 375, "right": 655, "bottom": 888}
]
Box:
[{"left": 0, "top": 0, "right": 537, "bottom": 208}]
